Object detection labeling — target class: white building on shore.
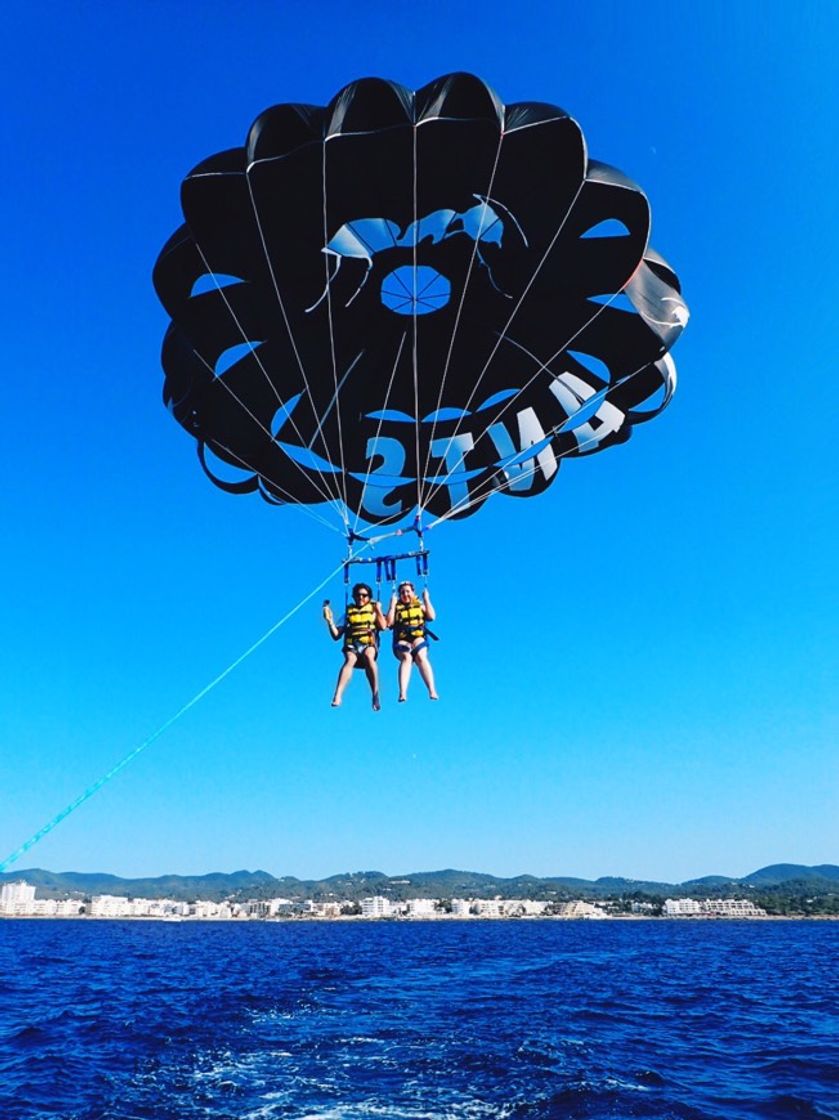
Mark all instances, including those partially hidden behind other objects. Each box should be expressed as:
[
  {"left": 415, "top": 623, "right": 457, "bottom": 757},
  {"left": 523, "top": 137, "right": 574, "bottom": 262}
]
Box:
[
  {"left": 89, "top": 895, "right": 191, "bottom": 918},
  {"left": 554, "top": 900, "right": 607, "bottom": 919},
  {"left": 360, "top": 896, "right": 392, "bottom": 918},
  {"left": 474, "top": 899, "right": 502, "bottom": 918},
  {"left": 449, "top": 898, "right": 551, "bottom": 918},
  {"left": 31, "top": 898, "right": 84, "bottom": 917},
  {"left": 0, "top": 881, "right": 37, "bottom": 914},
  {"left": 0, "top": 877, "right": 768, "bottom": 922},
  {"left": 499, "top": 899, "right": 548, "bottom": 917},
  {"left": 404, "top": 898, "right": 436, "bottom": 917},
  {"left": 702, "top": 898, "right": 766, "bottom": 917},
  {"left": 192, "top": 899, "right": 234, "bottom": 919},
  {"left": 664, "top": 897, "right": 766, "bottom": 918},
  {"left": 663, "top": 898, "right": 703, "bottom": 916},
  {"left": 303, "top": 900, "right": 342, "bottom": 918}
]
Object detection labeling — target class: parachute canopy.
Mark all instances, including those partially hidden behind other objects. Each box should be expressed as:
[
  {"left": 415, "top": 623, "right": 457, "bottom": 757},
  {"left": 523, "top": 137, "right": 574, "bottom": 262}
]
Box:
[{"left": 153, "top": 72, "right": 688, "bottom": 528}]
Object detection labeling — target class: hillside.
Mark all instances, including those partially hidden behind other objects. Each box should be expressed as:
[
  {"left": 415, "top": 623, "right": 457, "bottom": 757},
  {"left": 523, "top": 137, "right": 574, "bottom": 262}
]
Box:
[{"left": 3, "top": 863, "right": 836, "bottom": 905}]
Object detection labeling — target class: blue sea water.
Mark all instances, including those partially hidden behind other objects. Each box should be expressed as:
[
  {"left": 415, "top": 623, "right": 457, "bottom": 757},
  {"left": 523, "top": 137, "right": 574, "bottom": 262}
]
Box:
[{"left": 0, "top": 919, "right": 837, "bottom": 1120}]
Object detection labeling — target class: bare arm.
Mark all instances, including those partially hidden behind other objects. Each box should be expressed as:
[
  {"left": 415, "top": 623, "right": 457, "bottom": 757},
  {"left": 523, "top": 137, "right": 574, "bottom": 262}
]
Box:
[
  {"left": 422, "top": 588, "right": 436, "bottom": 622},
  {"left": 322, "top": 603, "right": 344, "bottom": 642},
  {"left": 385, "top": 593, "right": 397, "bottom": 629}
]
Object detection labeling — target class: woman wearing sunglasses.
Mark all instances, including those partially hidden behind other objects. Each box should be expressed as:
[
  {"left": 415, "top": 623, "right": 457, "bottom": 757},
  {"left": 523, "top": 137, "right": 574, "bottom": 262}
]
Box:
[{"left": 323, "top": 583, "right": 386, "bottom": 710}]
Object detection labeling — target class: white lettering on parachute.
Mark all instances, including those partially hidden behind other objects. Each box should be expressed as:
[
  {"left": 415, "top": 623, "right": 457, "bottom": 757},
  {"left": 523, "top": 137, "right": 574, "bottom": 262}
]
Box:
[
  {"left": 548, "top": 371, "right": 625, "bottom": 450},
  {"left": 275, "top": 368, "right": 627, "bottom": 520},
  {"left": 487, "top": 407, "right": 557, "bottom": 492}
]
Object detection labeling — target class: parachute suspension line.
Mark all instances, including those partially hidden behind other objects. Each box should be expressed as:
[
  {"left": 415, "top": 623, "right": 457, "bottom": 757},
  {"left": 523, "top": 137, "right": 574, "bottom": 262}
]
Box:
[
  {"left": 411, "top": 121, "right": 423, "bottom": 519},
  {"left": 0, "top": 556, "right": 357, "bottom": 876},
  {"left": 192, "top": 242, "right": 286, "bottom": 416},
  {"left": 419, "top": 128, "right": 506, "bottom": 504},
  {"left": 189, "top": 343, "right": 347, "bottom": 521},
  {"left": 423, "top": 177, "right": 587, "bottom": 506},
  {"left": 306, "top": 349, "right": 363, "bottom": 456},
  {"left": 426, "top": 421, "right": 613, "bottom": 529},
  {"left": 415, "top": 516, "right": 430, "bottom": 590},
  {"left": 425, "top": 350, "right": 659, "bottom": 529},
  {"left": 351, "top": 330, "right": 408, "bottom": 537},
  {"left": 422, "top": 287, "right": 627, "bottom": 508},
  {"left": 241, "top": 177, "right": 345, "bottom": 509},
  {"left": 472, "top": 177, "right": 586, "bottom": 399},
  {"left": 191, "top": 247, "right": 346, "bottom": 520},
  {"left": 201, "top": 436, "right": 345, "bottom": 537},
  {"left": 243, "top": 176, "right": 348, "bottom": 519},
  {"left": 341, "top": 521, "right": 429, "bottom": 601},
  {"left": 374, "top": 556, "right": 383, "bottom": 605},
  {"left": 321, "top": 138, "right": 351, "bottom": 522}
]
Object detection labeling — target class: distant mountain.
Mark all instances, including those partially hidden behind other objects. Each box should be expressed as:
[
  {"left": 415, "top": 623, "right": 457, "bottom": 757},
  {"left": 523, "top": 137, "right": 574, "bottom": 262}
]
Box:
[
  {"left": 592, "top": 876, "right": 676, "bottom": 893},
  {"left": 683, "top": 875, "right": 736, "bottom": 887},
  {"left": 742, "top": 864, "right": 839, "bottom": 886},
  {"left": 0, "top": 868, "right": 281, "bottom": 902},
  {"left": 2, "top": 864, "right": 836, "bottom": 902},
  {"left": 681, "top": 865, "right": 839, "bottom": 890}
]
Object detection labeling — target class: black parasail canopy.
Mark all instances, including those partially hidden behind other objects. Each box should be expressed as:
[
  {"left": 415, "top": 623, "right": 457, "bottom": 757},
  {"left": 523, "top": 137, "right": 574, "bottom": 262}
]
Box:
[{"left": 153, "top": 72, "right": 688, "bottom": 529}]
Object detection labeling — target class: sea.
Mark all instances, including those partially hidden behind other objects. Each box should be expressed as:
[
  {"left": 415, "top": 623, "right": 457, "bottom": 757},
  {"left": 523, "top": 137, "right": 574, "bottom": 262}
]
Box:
[{"left": 0, "top": 918, "right": 837, "bottom": 1120}]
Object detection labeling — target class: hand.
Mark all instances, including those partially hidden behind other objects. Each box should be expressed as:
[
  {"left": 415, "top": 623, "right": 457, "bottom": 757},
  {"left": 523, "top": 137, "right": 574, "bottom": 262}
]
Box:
[
  {"left": 422, "top": 587, "right": 430, "bottom": 601},
  {"left": 323, "top": 605, "right": 333, "bottom": 623}
]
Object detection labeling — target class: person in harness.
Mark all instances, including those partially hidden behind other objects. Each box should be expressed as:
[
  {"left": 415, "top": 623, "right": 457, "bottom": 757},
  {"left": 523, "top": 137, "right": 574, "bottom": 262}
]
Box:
[
  {"left": 386, "top": 580, "right": 439, "bottom": 703},
  {"left": 323, "top": 583, "right": 386, "bottom": 710}
]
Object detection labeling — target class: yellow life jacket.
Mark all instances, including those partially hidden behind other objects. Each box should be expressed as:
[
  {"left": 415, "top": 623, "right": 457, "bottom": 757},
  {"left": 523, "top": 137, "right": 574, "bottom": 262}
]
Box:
[
  {"left": 345, "top": 601, "right": 377, "bottom": 645},
  {"left": 394, "top": 598, "right": 425, "bottom": 643}
]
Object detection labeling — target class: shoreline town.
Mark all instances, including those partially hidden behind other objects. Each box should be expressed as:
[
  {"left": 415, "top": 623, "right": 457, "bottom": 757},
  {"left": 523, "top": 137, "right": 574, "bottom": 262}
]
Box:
[{"left": 0, "top": 879, "right": 773, "bottom": 921}]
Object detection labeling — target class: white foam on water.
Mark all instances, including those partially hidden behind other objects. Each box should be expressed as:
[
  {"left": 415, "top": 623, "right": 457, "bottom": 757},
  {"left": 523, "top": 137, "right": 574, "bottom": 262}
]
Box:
[
  {"left": 603, "top": 1075, "right": 651, "bottom": 1093},
  {"left": 292, "top": 1099, "right": 512, "bottom": 1120}
]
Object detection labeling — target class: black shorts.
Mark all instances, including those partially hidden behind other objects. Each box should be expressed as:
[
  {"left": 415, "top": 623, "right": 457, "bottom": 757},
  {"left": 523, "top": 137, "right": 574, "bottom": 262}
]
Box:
[{"left": 393, "top": 638, "right": 428, "bottom": 660}]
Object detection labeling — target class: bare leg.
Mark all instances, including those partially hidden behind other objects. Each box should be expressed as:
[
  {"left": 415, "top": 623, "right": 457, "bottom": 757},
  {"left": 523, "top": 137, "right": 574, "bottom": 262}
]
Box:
[
  {"left": 414, "top": 648, "right": 438, "bottom": 700},
  {"left": 331, "top": 651, "right": 358, "bottom": 706},
  {"left": 397, "top": 652, "right": 413, "bottom": 701},
  {"left": 362, "top": 648, "right": 381, "bottom": 710}
]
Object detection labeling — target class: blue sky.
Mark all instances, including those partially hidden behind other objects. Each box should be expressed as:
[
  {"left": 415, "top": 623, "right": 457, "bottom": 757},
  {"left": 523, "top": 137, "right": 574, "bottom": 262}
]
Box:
[{"left": 1, "top": 1, "right": 837, "bottom": 883}]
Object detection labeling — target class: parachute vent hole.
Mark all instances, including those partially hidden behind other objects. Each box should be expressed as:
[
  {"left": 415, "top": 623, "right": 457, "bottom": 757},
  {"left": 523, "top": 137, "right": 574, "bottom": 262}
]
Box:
[
  {"left": 590, "top": 292, "right": 637, "bottom": 314},
  {"left": 366, "top": 409, "right": 414, "bottom": 423},
  {"left": 476, "top": 389, "right": 518, "bottom": 411},
  {"left": 203, "top": 444, "right": 254, "bottom": 485},
  {"left": 580, "top": 218, "right": 630, "bottom": 239},
  {"left": 627, "top": 380, "right": 669, "bottom": 417},
  {"left": 567, "top": 351, "right": 611, "bottom": 382},
  {"left": 557, "top": 393, "right": 608, "bottom": 433},
  {"left": 214, "top": 340, "right": 264, "bottom": 377},
  {"left": 270, "top": 393, "right": 304, "bottom": 437},
  {"left": 421, "top": 407, "right": 470, "bottom": 423},
  {"left": 190, "top": 273, "right": 244, "bottom": 297},
  {"left": 277, "top": 441, "right": 342, "bottom": 475},
  {"left": 381, "top": 266, "right": 450, "bottom": 315}
]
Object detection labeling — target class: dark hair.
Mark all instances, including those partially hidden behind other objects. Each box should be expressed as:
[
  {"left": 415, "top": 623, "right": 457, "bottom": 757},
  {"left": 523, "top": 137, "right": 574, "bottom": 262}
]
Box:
[{"left": 352, "top": 583, "right": 372, "bottom": 597}]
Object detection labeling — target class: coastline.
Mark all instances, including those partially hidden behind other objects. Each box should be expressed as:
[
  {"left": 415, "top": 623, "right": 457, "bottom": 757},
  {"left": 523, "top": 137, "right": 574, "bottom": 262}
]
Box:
[{"left": 2, "top": 913, "right": 836, "bottom": 923}]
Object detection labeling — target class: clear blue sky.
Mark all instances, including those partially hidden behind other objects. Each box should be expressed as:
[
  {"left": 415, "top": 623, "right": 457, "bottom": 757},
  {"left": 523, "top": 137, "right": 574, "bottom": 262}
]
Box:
[{"left": 1, "top": 2, "right": 836, "bottom": 884}]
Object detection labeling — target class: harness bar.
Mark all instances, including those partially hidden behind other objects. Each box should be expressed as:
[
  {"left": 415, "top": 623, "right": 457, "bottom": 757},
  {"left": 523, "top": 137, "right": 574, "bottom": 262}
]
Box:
[{"left": 343, "top": 548, "right": 430, "bottom": 587}]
